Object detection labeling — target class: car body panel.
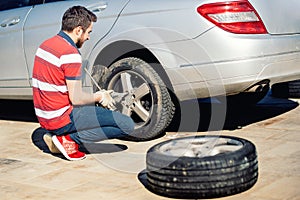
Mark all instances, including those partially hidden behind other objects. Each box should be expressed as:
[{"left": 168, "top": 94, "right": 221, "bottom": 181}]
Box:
[
  {"left": 0, "top": 7, "right": 32, "bottom": 88},
  {"left": 249, "top": 0, "right": 300, "bottom": 34},
  {"left": 116, "top": 0, "right": 213, "bottom": 41}
]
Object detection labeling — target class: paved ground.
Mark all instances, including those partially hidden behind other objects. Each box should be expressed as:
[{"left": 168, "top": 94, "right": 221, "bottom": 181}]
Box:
[{"left": 0, "top": 93, "right": 299, "bottom": 200}]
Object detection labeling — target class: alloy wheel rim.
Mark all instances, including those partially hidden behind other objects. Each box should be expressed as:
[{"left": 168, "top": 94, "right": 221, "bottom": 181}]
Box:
[{"left": 108, "top": 70, "right": 153, "bottom": 128}]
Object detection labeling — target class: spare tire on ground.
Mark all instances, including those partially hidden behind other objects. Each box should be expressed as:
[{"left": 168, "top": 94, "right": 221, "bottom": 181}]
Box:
[{"left": 146, "top": 135, "right": 258, "bottom": 199}]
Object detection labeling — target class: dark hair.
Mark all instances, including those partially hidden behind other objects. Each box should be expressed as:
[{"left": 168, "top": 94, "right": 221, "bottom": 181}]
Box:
[{"left": 61, "top": 6, "right": 97, "bottom": 32}]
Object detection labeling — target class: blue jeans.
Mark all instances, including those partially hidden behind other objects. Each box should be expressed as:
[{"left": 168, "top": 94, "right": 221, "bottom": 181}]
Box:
[{"left": 51, "top": 106, "right": 135, "bottom": 144}]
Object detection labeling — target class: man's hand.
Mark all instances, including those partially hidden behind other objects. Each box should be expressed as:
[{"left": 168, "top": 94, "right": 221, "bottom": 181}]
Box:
[{"left": 97, "top": 90, "right": 116, "bottom": 110}]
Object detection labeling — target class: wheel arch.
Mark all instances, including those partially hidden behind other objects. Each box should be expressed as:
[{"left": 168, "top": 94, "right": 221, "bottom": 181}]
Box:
[{"left": 93, "top": 40, "right": 174, "bottom": 93}]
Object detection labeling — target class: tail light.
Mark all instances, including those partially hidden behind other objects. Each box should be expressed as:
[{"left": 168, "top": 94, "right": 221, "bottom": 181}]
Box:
[{"left": 197, "top": 0, "right": 267, "bottom": 34}]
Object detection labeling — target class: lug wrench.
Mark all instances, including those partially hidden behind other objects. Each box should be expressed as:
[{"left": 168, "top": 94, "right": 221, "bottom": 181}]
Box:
[{"left": 84, "top": 67, "right": 127, "bottom": 110}]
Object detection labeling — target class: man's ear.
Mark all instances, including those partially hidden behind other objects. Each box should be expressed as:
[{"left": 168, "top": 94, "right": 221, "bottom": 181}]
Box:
[{"left": 74, "top": 26, "right": 83, "bottom": 37}]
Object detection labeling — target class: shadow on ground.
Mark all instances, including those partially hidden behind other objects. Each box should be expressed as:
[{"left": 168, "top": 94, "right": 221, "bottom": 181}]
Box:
[
  {"left": 0, "top": 93, "right": 298, "bottom": 133},
  {"left": 31, "top": 127, "right": 128, "bottom": 158},
  {"left": 0, "top": 93, "right": 298, "bottom": 155},
  {"left": 0, "top": 99, "right": 38, "bottom": 122},
  {"left": 167, "top": 92, "right": 299, "bottom": 132}
]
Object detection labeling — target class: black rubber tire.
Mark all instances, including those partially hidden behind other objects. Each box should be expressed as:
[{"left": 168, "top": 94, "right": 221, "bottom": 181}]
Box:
[
  {"left": 272, "top": 80, "right": 300, "bottom": 98},
  {"left": 93, "top": 57, "right": 174, "bottom": 141},
  {"left": 146, "top": 135, "right": 258, "bottom": 199}
]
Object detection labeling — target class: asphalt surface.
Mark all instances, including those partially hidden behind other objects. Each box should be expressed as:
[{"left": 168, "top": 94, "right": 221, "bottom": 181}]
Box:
[{"left": 0, "top": 93, "right": 299, "bottom": 200}]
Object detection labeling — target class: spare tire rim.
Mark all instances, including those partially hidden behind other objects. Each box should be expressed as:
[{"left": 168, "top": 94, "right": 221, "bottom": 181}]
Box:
[
  {"left": 158, "top": 137, "right": 243, "bottom": 158},
  {"left": 107, "top": 70, "right": 153, "bottom": 128}
]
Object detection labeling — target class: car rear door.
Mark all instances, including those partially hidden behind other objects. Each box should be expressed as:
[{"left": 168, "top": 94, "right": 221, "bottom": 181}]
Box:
[
  {"left": 23, "top": 0, "right": 130, "bottom": 85},
  {"left": 0, "top": 2, "right": 32, "bottom": 88}
]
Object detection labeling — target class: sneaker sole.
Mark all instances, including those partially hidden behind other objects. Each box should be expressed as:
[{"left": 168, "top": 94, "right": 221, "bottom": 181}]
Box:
[
  {"left": 43, "top": 133, "right": 60, "bottom": 154},
  {"left": 52, "top": 135, "right": 86, "bottom": 161}
]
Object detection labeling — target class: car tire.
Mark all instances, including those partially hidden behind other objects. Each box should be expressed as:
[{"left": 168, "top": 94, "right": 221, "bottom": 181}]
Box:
[
  {"left": 272, "top": 80, "right": 300, "bottom": 98},
  {"left": 146, "top": 135, "right": 258, "bottom": 199},
  {"left": 93, "top": 57, "right": 174, "bottom": 141}
]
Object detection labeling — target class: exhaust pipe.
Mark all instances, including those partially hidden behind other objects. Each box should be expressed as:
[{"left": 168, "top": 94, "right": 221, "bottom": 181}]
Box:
[{"left": 244, "top": 79, "right": 270, "bottom": 93}]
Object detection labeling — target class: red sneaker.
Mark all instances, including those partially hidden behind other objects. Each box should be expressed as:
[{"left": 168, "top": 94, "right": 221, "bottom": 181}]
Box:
[{"left": 52, "top": 134, "right": 86, "bottom": 161}]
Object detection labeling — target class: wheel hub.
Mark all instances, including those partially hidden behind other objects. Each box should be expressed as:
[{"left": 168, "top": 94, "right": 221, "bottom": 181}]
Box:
[{"left": 122, "top": 91, "right": 135, "bottom": 108}]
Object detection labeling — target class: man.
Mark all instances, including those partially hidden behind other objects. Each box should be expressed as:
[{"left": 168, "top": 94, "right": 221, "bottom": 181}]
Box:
[{"left": 32, "top": 6, "right": 134, "bottom": 161}]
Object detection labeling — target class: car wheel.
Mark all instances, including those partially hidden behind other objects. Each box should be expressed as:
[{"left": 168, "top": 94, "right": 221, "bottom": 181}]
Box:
[
  {"left": 272, "top": 80, "right": 300, "bottom": 98},
  {"left": 95, "top": 57, "right": 174, "bottom": 141},
  {"left": 146, "top": 135, "right": 258, "bottom": 199}
]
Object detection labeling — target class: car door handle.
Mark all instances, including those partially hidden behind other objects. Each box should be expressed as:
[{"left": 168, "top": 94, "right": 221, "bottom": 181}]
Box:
[
  {"left": 1, "top": 17, "right": 20, "bottom": 27},
  {"left": 90, "top": 3, "right": 107, "bottom": 12}
]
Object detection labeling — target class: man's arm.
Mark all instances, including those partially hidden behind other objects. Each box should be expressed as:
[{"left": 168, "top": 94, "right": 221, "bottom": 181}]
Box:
[{"left": 66, "top": 79, "right": 101, "bottom": 105}]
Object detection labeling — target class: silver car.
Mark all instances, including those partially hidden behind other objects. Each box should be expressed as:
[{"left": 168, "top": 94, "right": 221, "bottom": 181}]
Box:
[{"left": 1, "top": 0, "right": 300, "bottom": 140}]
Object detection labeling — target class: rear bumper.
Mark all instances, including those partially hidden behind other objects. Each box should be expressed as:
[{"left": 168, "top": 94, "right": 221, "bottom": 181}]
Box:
[
  {"left": 165, "top": 49, "right": 300, "bottom": 101},
  {"left": 151, "top": 29, "right": 300, "bottom": 101}
]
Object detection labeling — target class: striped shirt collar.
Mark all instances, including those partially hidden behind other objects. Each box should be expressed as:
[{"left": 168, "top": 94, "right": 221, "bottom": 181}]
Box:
[{"left": 57, "top": 30, "right": 79, "bottom": 53}]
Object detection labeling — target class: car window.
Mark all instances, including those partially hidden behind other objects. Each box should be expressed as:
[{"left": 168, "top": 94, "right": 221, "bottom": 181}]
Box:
[
  {"left": 28, "top": 0, "right": 44, "bottom": 6},
  {"left": 0, "top": 0, "right": 65, "bottom": 11},
  {"left": 44, "top": 0, "right": 65, "bottom": 3},
  {"left": 0, "top": 0, "right": 31, "bottom": 11}
]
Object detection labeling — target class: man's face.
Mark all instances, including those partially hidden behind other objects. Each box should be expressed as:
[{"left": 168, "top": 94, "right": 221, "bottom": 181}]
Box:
[{"left": 76, "top": 22, "right": 93, "bottom": 48}]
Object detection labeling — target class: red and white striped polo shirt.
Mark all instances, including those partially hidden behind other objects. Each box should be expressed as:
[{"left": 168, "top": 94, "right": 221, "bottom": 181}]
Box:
[{"left": 32, "top": 33, "right": 81, "bottom": 130}]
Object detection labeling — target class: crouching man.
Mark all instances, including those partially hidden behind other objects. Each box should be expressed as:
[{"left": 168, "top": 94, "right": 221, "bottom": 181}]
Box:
[{"left": 32, "top": 6, "right": 134, "bottom": 161}]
